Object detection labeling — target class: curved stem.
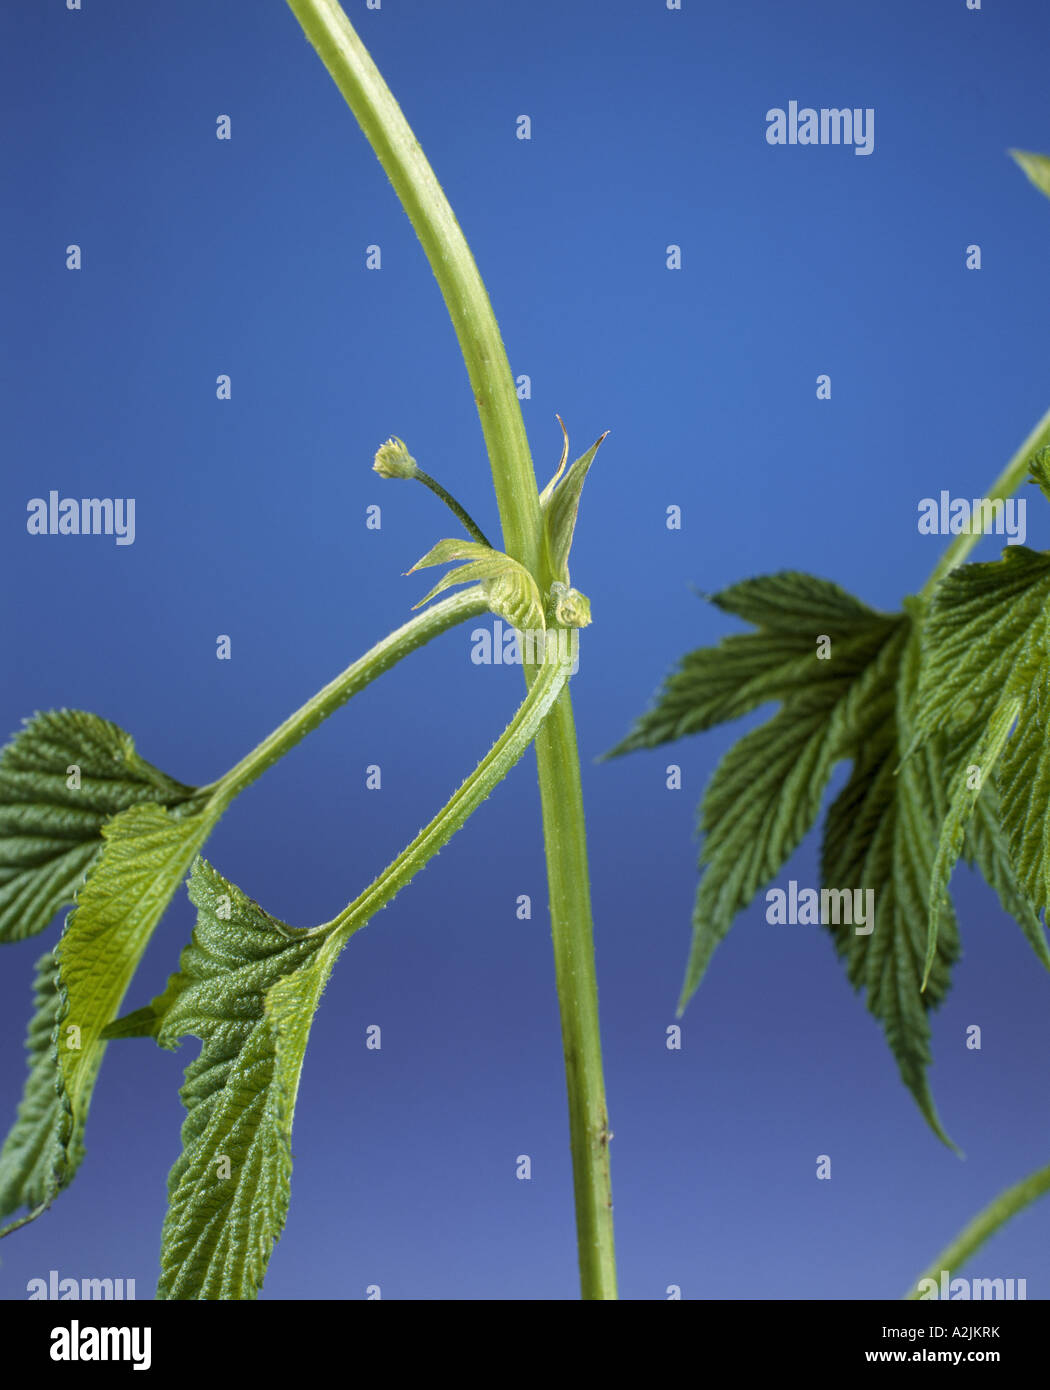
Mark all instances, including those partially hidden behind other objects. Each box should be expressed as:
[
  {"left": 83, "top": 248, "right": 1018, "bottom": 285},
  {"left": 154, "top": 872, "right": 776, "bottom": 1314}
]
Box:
[
  {"left": 210, "top": 589, "right": 487, "bottom": 805},
  {"left": 286, "top": 0, "right": 618, "bottom": 1298},
  {"left": 920, "top": 402, "right": 1050, "bottom": 599},
  {"left": 327, "top": 655, "right": 570, "bottom": 943},
  {"left": 904, "top": 1161, "right": 1050, "bottom": 1298},
  {"left": 286, "top": 0, "right": 541, "bottom": 577}
]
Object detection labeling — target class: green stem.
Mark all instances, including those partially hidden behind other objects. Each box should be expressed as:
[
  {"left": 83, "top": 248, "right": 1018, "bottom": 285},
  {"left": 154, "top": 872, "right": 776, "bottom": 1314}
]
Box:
[
  {"left": 413, "top": 467, "right": 494, "bottom": 548},
  {"left": 920, "top": 402, "right": 1050, "bottom": 599},
  {"left": 287, "top": 0, "right": 617, "bottom": 1298},
  {"left": 903, "top": 1160, "right": 1050, "bottom": 1298},
  {"left": 326, "top": 655, "right": 570, "bottom": 943},
  {"left": 286, "top": 0, "right": 541, "bottom": 577},
  {"left": 209, "top": 589, "right": 487, "bottom": 805},
  {"left": 533, "top": 688, "right": 616, "bottom": 1295}
]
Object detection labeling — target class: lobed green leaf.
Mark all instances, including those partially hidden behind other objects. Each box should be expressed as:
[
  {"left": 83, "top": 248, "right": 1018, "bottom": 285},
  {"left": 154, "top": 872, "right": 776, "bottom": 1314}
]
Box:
[
  {"left": 0, "top": 710, "right": 197, "bottom": 944},
  {"left": 111, "top": 858, "right": 336, "bottom": 1299}
]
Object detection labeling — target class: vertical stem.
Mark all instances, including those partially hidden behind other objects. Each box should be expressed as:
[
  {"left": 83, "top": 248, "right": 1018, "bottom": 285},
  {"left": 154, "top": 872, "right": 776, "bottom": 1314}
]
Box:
[
  {"left": 535, "top": 689, "right": 617, "bottom": 1297},
  {"left": 286, "top": 0, "right": 617, "bottom": 1297}
]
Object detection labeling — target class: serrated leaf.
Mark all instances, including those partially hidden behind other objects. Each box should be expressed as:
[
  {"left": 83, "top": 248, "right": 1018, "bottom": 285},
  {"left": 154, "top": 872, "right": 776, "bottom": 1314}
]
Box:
[
  {"left": 0, "top": 801, "right": 220, "bottom": 1231},
  {"left": 606, "top": 573, "right": 891, "bottom": 758},
  {"left": 820, "top": 625, "right": 959, "bottom": 1148},
  {"left": 923, "top": 692, "right": 1021, "bottom": 990},
  {"left": 964, "top": 779, "right": 1050, "bottom": 971},
  {"left": 1010, "top": 148, "right": 1050, "bottom": 202},
  {"left": 0, "top": 710, "right": 197, "bottom": 943},
  {"left": 1028, "top": 445, "right": 1050, "bottom": 503},
  {"left": 649, "top": 577, "right": 906, "bottom": 1006},
  {"left": 997, "top": 666, "right": 1050, "bottom": 913},
  {"left": 915, "top": 547, "right": 1050, "bottom": 736},
  {"left": 916, "top": 549, "right": 1050, "bottom": 958},
  {"left": 0, "top": 952, "right": 67, "bottom": 1229},
  {"left": 683, "top": 611, "right": 907, "bottom": 1014},
  {"left": 611, "top": 571, "right": 1004, "bottom": 1145},
  {"left": 113, "top": 858, "right": 336, "bottom": 1300}
]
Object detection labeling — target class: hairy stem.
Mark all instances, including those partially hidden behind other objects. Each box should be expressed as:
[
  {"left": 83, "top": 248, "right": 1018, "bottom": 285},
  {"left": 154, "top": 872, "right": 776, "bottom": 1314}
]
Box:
[
  {"left": 327, "top": 655, "right": 570, "bottom": 943},
  {"left": 921, "top": 401, "right": 1050, "bottom": 599},
  {"left": 210, "top": 589, "right": 487, "bottom": 805},
  {"left": 904, "top": 1161, "right": 1050, "bottom": 1298},
  {"left": 287, "top": 0, "right": 617, "bottom": 1297}
]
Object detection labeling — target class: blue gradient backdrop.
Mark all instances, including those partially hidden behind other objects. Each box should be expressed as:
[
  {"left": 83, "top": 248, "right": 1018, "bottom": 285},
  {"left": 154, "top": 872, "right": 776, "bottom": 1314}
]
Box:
[{"left": 2, "top": 0, "right": 1050, "bottom": 1300}]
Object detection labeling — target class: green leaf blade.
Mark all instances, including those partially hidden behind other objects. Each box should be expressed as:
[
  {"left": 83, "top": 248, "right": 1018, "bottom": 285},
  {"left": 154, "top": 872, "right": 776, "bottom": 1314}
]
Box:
[
  {"left": 923, "top": 693, "right": 1021, "bottom": 991},
  {"left": 821, "top": 644, "right": 960, "bottom": 1151},
  {"left": 0, "top": 710, "right": 197, "bottom": 943},
  {"left": 1010, "top": 148, "right": 1050, "bottom": 202},
  {"left": 0, "top": 952, "right": 68, "bottom": 1229},
  {"left": 606, "top": 572, "right": 896, "bottom": 759},
  {"left": 542, "top": 431, "right": 607, "bottom": 585},
  {"left": 152, "top": 859, "right": 333, "bottom": 1300},
  {"left": 0, "top": 800, "right": 221, "bottom": 1231}
]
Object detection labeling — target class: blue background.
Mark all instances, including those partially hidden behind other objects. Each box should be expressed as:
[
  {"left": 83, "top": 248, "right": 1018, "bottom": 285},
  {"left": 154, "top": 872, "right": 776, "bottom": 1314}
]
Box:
[{"left": 2, "top": 0, "right": 1050, "bottom": 1301}]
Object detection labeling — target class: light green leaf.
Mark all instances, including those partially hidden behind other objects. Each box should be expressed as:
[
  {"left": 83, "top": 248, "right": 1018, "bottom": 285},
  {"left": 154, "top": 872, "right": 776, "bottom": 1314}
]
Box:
[
  {"left": 0, "top": 710, "right": 197, "bottom": 943},
  {"left": 538, "top": 414, "right": 571, "bottom": 509},
  {"left": 1010, "top": 148, "right": 1050, "bottom": 202},
  {"left": 409, "top": 537, "right": 545, "bottom": 630},
  {"left": 541, "top": 429, "right": 608, "bottom": 587},
  {"left": 0, "top": 952, "right": 67, "bottom": 1230},
  {"left": 0, "top": 801, "right": 220, "bottom": 1230},
  {"left": 110, "top": 858, "right": 336, "bottom": 1300}
]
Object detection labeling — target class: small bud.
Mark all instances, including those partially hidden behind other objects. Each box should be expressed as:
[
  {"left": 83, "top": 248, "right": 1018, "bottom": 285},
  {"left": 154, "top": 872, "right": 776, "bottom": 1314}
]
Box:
[
  {"left": 373, "top": 437, "right": 419, "bottom": 480},
  {"left": 548, "top": 581, "right": 592, "bottom": 629}
]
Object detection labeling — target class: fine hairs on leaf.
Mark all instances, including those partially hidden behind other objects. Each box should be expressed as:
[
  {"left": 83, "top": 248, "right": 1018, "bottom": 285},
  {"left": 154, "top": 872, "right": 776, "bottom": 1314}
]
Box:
[
  {"left": 0, "top": 591, "right": 489, "bottom": 1233},
  {"left": 103, "top": 651, "right": 572, "bottom": 1298},
  {"left": 0, "top": 709, "right": 199, "bottom": 946}
]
